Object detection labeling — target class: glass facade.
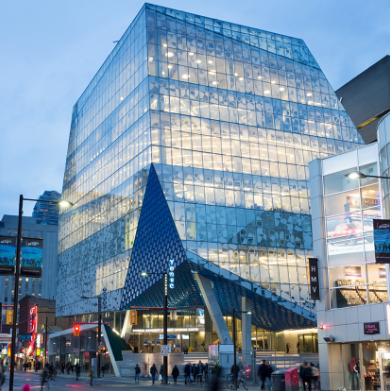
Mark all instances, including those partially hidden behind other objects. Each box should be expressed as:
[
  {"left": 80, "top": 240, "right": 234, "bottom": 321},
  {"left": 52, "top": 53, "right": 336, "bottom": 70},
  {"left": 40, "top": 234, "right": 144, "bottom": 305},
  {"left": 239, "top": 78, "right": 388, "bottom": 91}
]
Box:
[
  {"left": 57, "top": 4, "right": 364, "bottom": 317},
  {"left": 32, "top": 191, "right": 61, "bottom": 225},
  {"left": 323, "top": 157, "right": 387, "bottom": 308}
]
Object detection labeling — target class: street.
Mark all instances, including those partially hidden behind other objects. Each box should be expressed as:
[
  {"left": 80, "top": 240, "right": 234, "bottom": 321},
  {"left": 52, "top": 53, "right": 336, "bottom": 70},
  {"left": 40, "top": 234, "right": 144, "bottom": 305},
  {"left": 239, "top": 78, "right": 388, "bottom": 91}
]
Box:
[{"left": 3, "top": 371, "right": 258, "bottom": 391}]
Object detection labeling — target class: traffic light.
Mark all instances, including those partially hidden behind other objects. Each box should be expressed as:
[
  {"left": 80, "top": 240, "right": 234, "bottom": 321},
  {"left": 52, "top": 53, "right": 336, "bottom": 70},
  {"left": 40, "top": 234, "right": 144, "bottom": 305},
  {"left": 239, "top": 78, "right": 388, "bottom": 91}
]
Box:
[
  {"left": 102, "top": 346, "right": 106, "bottom": 353},
  {"left": 74, "top": 325, "right": 80, "bottom": 337}
]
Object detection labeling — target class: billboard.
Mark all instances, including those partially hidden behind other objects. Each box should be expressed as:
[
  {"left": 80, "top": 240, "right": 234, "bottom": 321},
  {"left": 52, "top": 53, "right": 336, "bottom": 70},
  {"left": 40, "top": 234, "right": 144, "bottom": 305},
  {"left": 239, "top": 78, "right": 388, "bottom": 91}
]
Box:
[
  {"left": 374, "top": 219, "right": 390, "bottom": 264},
  {"left": 0, "top": 236, "right": 16, "bottom": 275},
  {"left": 21, "top": 238, "right": 43, "bottom": 277}
]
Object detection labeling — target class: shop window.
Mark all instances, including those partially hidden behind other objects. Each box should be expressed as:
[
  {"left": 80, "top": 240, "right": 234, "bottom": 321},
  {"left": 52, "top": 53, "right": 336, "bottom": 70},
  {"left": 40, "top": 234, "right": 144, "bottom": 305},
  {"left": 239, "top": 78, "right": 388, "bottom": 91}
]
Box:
[
  {"left": 324, "top": 167, "right": 358, "bottom": 196},
  {"left": 327, "top": 237, "right": 364, "bottom": 267},
  {"left": 359, "top": 162, "right": 378, "bottom": 186},
  {"left": 326, "top": 212, "right": 362, "bottom": 239},
  {"left": 368, "top": 283, "right": 388, "bottom": 304},
  {"left": 367, "top": 264, "right": 387, "bottom": 284},
  {"left": 329, "top": 265, "right": 366, "bottom": 288},
  {"left": 361, "top": 184, "right": 380, "bottom": 209},
  {"left": 331, "top": 285, "right": 367, "bottom": 308},
  {"left": 325, "top": 189, "right": 360, "bottom": 217}
]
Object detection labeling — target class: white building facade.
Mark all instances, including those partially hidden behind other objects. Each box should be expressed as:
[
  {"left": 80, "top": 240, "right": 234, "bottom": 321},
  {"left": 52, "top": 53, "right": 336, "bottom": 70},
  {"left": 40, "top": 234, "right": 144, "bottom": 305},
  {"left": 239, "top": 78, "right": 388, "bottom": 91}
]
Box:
[{"left": 309, "top": 113, "right": 390, "bottom": 391}]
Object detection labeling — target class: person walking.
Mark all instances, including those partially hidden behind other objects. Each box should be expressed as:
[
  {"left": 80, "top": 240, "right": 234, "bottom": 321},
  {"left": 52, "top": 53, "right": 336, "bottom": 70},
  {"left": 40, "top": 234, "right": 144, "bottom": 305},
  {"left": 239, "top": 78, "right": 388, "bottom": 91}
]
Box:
[
  {"left": 135, "top": 364, "right": 141, "bottom": 382},
  {"left": 172, "top": 365, "right": 179, "bottom": 384},
  {"left": 88, "top": 369, "right": 93, "bottom": 386},
  {"left": 264, "top": 362, "right": 273, "bottom": 391},
  {"left": 40, "top": 365, "right": 50, "bottom": 391},
  {"left": 299, "top": 361, "right": 307, "bottom": 391},
  {"left": 297, "top": 342, "right": 300, "bottom": 353},
  {"left": 67, "top": 363, "right": 71, "bottom": 375},
  {"left": 184, "top": 363, "right": 191, "bottom": 385},
  {"left": 198, "top": 361, "right": 204, "bottom": 384},
  {"left": 101, "top": 363, "right": 106, "bottom": 377},
  {"left": 286, "top": 343, "right": 290, "bottom": 353},
  {"left": 258, "top": 360, "right": 267, "bottom": 390},
  {"left": 160, "top": 364, "right": 164, "bottom": 384},
  {"left": 150, "top": 363, "right": 157, "bottom": 385},
  {"left": 75, "top": 363, "right": 81, "bottom": 381},
  {"left": 302, "top": 362, "right": 313, "bottom": 391},
  {"left": 61, "top": 363, "right": 65, "bottom": 374},
  {"left": 204, "top": 363, "right": 209, "bottom": 382},
  {"left": 192, "top": 363, "right": 197, "bottom": 383},
  {"left": 311, "top": 363, "right": 320, "bottom": 391}
]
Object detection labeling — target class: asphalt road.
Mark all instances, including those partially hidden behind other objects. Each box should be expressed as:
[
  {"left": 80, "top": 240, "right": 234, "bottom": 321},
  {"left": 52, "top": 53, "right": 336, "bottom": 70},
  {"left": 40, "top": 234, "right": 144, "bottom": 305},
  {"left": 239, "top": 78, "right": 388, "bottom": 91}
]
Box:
[{"left": 3, "top": 371, "right": 260, "bottom": 391}]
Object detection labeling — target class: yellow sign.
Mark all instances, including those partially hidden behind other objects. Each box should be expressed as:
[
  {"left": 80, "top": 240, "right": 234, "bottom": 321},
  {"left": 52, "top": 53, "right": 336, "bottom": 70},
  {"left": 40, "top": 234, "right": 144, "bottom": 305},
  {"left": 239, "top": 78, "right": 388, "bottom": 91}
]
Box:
[
  {"left": 6, "top": 310, "right": 13, "bottom": 325},
  {"left": 130, "top": 310, "right": 137, "bottom": 326},
  {"left": 37, "top": 349, "right": 41, "bottom": 356}
]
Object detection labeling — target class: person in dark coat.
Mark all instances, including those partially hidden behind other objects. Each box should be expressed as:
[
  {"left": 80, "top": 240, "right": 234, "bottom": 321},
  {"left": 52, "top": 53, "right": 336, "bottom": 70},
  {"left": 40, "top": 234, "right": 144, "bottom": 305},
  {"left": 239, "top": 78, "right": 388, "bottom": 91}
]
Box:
[
  {"left": 150, "top": 364, "right": 157, "bottom": 384},
  {"left": 258, "top": 360, "right": 267, "bottom": 390},
  {"left": 264, "top": 362, "right": 273, "bottom": 390},
  {"left": 172, "top": 365, "right": 179, "bottom": 384},
  {"left": 75, "top": 363, "right": 81, "bottom": 381},
  {"left": 192, "top": 364, "right": 197, "bottom": 383},
  {"left": 302, "top": 362, "right": 313, "bottom": 391},
  {"left": 299, "top": 361, "right": 307, "bottom": 391},
  {"left": 204, "top": 363, "right": 209, "bottom": 382},
  {"left": 184, "top": 363, "right": 191, "bottom": 385}
]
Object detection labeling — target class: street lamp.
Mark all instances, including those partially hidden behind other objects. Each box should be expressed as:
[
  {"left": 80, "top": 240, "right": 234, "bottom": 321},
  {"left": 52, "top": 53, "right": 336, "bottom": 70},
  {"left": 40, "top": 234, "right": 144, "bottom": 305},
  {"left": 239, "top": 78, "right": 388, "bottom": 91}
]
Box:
[
  {"left": 140, "top": 271, "right": 169, "bottom": 385},
  {"left": 345, "top": 171, "right": 390, "bottom": 180},
  {"left": 81, "top": 295, "right": 102, "bottom": 378},
  {"left": 232, "top": 308, "right": 252, "bottom": 391},
  {"left": 9, "top": 195, "right": 72, "bottom": 391}
]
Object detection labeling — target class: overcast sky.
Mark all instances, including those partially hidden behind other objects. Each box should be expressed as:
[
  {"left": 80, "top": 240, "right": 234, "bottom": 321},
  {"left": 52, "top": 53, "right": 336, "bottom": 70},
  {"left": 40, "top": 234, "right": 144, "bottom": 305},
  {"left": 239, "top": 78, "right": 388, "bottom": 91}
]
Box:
[{"left": 1, "top": 0, "right": 389, "bottom": 217}]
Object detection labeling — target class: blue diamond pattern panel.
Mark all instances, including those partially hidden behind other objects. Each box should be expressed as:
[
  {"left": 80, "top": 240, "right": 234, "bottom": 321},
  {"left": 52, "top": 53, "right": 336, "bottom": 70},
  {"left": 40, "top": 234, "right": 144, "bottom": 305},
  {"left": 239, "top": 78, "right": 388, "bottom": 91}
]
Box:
[{"left": 120, "top": 164, "right": 202, "bottom": 309}]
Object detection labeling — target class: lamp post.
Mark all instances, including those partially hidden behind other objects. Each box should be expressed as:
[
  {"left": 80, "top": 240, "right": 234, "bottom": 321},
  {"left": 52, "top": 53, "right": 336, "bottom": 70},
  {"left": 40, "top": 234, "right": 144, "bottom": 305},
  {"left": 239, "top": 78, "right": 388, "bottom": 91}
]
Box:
[
  {"left": 9, "top": 195, "right": 72, "bottom": 391},
  {"left": 140, "top": 271, "right": 169, "bottom": 385},
  {"left": 81, "top": 295, "right": 102, "bottom": 378},
  {"left": 232, "top": 308, "right": 252, "bottom": 391}
]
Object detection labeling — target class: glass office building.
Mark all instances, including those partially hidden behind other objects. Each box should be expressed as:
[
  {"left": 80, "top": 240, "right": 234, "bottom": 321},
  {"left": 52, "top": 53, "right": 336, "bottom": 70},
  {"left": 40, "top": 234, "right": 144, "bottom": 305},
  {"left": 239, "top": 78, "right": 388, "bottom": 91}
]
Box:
[
  {"left": 32, "top": 191, "right": 61, "bottom": 225},
  {"left": 57, "top": 3, "right": 364, "bottom": 353}
]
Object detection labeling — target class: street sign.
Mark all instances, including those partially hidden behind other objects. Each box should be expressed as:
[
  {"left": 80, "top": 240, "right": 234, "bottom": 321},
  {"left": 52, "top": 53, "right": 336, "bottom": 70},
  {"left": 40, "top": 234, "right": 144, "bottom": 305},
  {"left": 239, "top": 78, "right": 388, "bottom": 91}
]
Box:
[
  {"left": 99, "top": 342, "right": 103, "bottom": 347},
  {"left": 161, "top": 345, "right": 169, "bottom": 356}
]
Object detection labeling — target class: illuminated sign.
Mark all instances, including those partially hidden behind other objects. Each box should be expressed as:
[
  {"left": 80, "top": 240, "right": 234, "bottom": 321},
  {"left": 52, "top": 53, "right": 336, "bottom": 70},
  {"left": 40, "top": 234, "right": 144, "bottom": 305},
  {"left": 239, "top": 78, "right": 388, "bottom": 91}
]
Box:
[
  {"left": 169, "top": 259, "right": 175, "bottom": 289},
  {"left": 0, "top": 236, "right": 16, "bottom": 275},
  {"left": 196, "top": 308, "right": 205, "bottom": 325},
  {"left": 364, "top": 322, "right": 380, "bottom": 335},
  {"left": 28, "top": 305, "right": 38, "bottom": 357},
  {"left": 374, "top": 219, "right": 390, "bottom": 263},
  {"left": 21, "top": 238, "right": 43, "bottom": 277}
]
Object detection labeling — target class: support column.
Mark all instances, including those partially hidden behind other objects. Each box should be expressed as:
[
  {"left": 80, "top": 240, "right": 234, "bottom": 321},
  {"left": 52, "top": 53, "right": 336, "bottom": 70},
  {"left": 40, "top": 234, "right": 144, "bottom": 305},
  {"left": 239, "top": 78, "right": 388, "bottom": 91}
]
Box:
[
  {"left": 194, "top": 274, "right": 233, "bottom": 345},
  {"left": 241, "top": 297, "right": 253, "bottom": 366}
]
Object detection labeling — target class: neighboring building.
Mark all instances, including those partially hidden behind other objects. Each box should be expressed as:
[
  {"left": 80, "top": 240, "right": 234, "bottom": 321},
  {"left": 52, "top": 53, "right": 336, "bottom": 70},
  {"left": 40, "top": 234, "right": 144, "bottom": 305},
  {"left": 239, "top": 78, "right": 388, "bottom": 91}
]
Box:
[
  {"left": 0, "top": 215, "right": 58, "bottom": 326},
  {"left": 335, "top": 55, "right": 390, "bottom": 144},
  {"left": 309, "top": 114, "right": 390, "bottom": 391},
  {"left": 32, "top": 191, "right": 61, "bottom": 225},
  {"left": 56, "top": 3, "right": 364, "bottom": 371}
]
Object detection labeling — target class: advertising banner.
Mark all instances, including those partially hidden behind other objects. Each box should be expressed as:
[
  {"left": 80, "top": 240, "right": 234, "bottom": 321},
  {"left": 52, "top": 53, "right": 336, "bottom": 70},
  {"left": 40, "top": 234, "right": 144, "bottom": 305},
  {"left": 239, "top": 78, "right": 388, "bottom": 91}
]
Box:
[
  {"left": 344, "top": 266, "right": 362, "bottom": 278},
  {"left": 21, "top": 238, "right": 43, "bottom": 277},
  {"left": 373, "top": 219, "right": 390, "bottom": 264},
  {"left": 0, "top": 236, "right": 16, "bottom": 275}
]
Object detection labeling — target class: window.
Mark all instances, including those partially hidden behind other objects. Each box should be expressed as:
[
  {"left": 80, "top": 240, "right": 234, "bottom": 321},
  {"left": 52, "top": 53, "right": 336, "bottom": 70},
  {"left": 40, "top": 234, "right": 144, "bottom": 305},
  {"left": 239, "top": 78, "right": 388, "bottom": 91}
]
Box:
[
  {"left": 323, "top": 167, "right": 358, "bottom": 196},
  {"left": 325, "top": 189, "right": 360, "bottom": 217}
]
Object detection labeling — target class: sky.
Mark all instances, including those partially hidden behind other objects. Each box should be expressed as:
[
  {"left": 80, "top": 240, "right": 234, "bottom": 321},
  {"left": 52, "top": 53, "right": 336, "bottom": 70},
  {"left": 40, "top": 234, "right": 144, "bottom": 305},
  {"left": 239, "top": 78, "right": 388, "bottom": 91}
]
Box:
[{"left": 1, "top": 0, "right": 389, "bottom": 217}]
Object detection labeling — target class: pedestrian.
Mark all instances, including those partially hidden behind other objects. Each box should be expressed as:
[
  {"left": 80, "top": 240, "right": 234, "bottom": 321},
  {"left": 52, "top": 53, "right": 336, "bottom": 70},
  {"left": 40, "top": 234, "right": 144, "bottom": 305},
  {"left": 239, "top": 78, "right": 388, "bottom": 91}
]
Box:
[
  {"left": 35, "top": 362, "right": 39, "bottom": 373},
  {"left": 40, "top": 365, "right": 50, "bottom": 391},
  {"left": 75, "top": 363, "right": 81, "bottom": 381},
  {"left": 184, "top": 363, "right": 191, "bottom": 385},
  {"left": 135, "top": 364, "right": 141, "bottom": 382},
  {"left": 192, "top": 363, "right": 197, "bottom": 383},
  {"left": 302, "top": 362, "right": 312, "bottom": 391},
  {"left": 311, "top": 363, "right": 320, "bottom": 391},
  {"left": 297, "top": 341, "right": 300, "bottom": 353},
  {"left": 172, "top": 365, "right": 179, "bottom": 384},
  {"left": 201, "top": 341, "right": 206, "bottom": 352},
  {"left": 258, "top": 360, "right": 267, "bottom": 390},
  {"left": 231, "top": 363, "right": 240, "bottom": 385},
  {"left": 101, "top": 363, "right": 106, "bottom": 377},
  {"left": 264, "top": 362, "right": 273, "bottom": 391},
  {"left": 88, "top": 368, "right": 93, "bottom": 386},
  {"left": 61, "top": 363, "right": 65, "bottom": 374},
  {"left": 299, "top": 361, "right": 306, "bottom": 390},
  {"left": 150, "top": 363, "right": 157, "bottom": 385},
  {"left": 66, "top": 362, "right": 71, "bottom": 375},
  {"left": 286, "top": 343, "right": 290, "bottom": 353},
  {"left": 204, "top": 363, "right": 209, "bottom": 382},
  {"left": 160, "top": 364, "right": 164, "bottom": 383},
  {"left": 198, "top": 361, "right": 204, "bottom": 384}
]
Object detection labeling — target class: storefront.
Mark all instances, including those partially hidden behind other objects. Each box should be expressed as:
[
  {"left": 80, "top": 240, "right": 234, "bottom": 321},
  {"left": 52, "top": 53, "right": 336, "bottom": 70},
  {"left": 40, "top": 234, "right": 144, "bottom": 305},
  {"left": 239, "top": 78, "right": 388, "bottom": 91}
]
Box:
[{"left": 309, "top": 141, "right": 390, "bottom": 391}]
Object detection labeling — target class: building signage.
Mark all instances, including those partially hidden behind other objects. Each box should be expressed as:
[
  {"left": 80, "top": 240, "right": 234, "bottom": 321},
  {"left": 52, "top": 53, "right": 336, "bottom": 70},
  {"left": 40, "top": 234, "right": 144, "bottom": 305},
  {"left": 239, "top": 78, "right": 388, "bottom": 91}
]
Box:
[
  {"left": 0, "top": 333, "right": 12, "bottom": 343},
  {"left": 0, "top": 236, "right": 16, "bottom": 275},
  {"left": 21, "top": 238, "right": 43, "bottom": 277},
  {"left": 308, "top": 258, "right": 320, "bottom": 300},
  {"left": 364, "top": 322, "right": 380, "bottom": 335},
  {"left": 169, "top": 259, "right": 175, "bottom": 289},
  {"left": 27, "top": 305, "right": 38, "bottom": 357},
  {"left": 374, "top": 219, "right": 390, "bottom": 263}
]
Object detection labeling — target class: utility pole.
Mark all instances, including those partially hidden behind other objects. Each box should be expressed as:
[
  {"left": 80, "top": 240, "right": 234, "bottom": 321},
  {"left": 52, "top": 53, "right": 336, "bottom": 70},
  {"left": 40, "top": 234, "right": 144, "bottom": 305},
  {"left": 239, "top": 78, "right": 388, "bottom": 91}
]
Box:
[{"left": 97, "top": 296, "right": 102, "bottom": 378}]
